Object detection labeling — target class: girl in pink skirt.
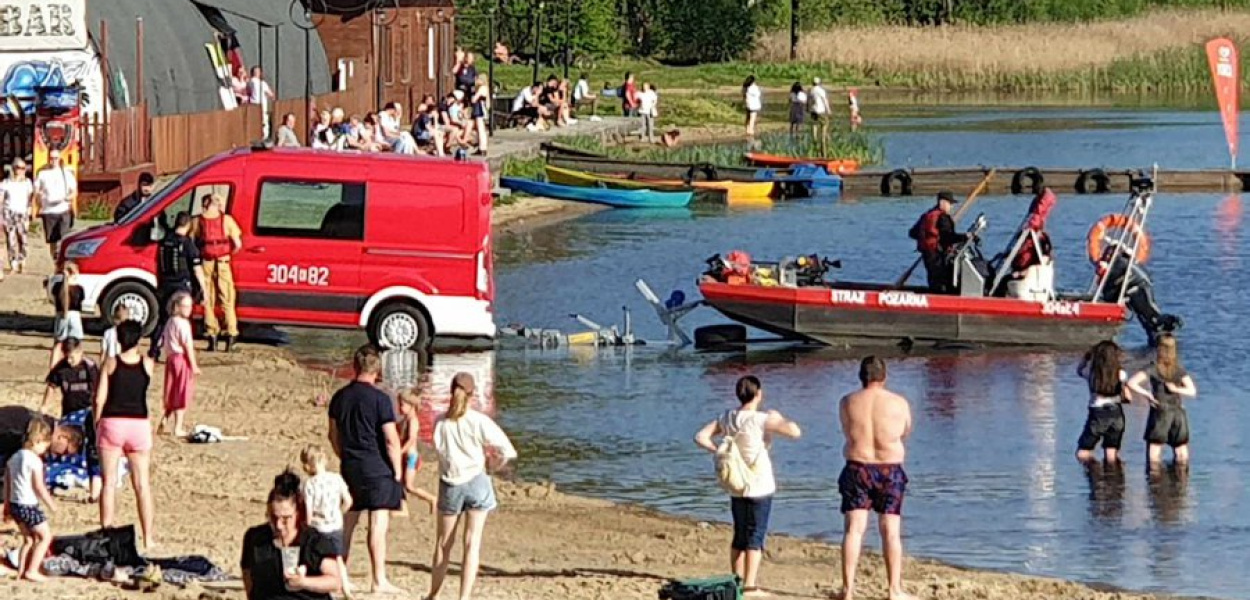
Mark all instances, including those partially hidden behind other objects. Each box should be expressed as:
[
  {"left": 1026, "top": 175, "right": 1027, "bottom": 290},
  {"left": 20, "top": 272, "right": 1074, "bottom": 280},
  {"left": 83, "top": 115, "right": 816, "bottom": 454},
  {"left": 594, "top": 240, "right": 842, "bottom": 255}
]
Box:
[{"left": 159, "top": 290, "right": 200, "bottom": 438}]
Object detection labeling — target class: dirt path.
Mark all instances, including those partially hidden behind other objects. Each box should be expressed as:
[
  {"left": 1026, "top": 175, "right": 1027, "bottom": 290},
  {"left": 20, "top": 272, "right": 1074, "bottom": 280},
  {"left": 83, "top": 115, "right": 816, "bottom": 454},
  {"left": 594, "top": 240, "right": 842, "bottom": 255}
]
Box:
[{"left": 0, "top": 236, "right": 1190, "bottom": 600}]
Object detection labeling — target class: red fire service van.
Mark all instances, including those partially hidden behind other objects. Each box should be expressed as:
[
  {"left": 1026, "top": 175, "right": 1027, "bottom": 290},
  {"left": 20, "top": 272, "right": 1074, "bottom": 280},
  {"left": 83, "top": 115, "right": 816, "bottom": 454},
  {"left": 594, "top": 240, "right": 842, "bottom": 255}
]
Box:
[{"left": 56, "top": 147, "right": 495, "bottom": 349}]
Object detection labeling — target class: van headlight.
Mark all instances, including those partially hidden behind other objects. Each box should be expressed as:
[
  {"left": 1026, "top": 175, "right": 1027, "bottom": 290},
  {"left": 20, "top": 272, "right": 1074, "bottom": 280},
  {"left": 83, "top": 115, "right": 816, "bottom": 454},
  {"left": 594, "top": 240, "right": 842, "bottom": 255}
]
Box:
[{"left": 64, "top": 238, "right": 105, "bottom": 259}]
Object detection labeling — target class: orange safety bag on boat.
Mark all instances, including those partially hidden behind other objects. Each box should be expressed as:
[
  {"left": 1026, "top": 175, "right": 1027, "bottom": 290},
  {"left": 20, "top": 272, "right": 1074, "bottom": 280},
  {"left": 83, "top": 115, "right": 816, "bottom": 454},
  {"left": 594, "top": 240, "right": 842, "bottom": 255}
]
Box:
[{"left": 1087, "top": 214, "right": 1150, "bottom": 265}]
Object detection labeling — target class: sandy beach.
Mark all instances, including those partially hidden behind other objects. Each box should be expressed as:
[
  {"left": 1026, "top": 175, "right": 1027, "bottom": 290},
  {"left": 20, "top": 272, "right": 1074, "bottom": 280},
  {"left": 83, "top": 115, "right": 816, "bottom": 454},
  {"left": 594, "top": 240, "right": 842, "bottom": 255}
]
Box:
[{"left": 0, "top": 224, "right": 1192, "bottom": 600}]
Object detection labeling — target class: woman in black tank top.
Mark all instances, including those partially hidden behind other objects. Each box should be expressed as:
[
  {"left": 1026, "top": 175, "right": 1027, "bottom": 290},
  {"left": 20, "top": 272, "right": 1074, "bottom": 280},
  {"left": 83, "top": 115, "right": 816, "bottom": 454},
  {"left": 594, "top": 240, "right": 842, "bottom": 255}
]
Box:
[{"left": 92, "top": 321, "right": 158, "bottom": 550}]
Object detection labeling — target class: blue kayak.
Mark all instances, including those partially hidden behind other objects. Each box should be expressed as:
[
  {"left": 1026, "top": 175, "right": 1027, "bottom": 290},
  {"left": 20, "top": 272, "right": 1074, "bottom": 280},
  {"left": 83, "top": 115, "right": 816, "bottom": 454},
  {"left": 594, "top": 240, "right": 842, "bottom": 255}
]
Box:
[{"left": 500, "top": 177, "right": 694, "bottom": 209}]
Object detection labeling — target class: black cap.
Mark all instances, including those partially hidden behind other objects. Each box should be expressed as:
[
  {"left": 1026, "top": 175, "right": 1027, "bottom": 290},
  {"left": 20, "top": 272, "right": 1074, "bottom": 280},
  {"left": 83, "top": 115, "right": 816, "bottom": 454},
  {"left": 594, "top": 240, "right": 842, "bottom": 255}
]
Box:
[
  {"left": 138, "top": 172, "right": 155, "bottom": 186},
  {"left": 937, "top": 190, "right": 957, "bottom": 203}
]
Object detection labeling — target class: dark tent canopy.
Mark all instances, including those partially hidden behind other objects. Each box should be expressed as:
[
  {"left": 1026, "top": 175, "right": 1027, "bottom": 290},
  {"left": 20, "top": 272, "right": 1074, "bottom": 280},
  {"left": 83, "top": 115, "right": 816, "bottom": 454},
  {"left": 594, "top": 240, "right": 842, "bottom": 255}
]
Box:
[{"left": 88, "top": 0, "right": 331, "bottom": 116}]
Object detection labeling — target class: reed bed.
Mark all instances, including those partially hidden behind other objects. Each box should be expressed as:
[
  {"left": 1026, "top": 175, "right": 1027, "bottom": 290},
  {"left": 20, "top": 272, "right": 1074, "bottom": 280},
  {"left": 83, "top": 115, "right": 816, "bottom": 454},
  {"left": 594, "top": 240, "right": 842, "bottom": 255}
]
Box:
[{"left": 753, "top": 9, "right": 1250, "bottom": 91}]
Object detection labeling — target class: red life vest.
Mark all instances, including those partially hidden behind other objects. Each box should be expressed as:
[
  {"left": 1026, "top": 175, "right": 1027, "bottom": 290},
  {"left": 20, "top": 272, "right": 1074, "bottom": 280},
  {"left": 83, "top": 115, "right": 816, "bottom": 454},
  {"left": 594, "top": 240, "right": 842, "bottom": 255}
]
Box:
[
  {"left": 911, "top": 207, "right": 943, "bottom": 254},
  {"left": 198, "top": 215, "right": 233, "bottom": 260}
]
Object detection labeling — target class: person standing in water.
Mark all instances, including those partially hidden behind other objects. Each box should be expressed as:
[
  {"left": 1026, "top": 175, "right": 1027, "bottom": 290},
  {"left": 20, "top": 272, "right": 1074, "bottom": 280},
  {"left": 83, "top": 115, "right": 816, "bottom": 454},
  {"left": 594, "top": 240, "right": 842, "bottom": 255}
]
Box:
[
  {"left": 847, "top": 89, "right": 863, "bottom": 131},
  {"left": 1128, "top": 334, "right": 1197, "bottom": 465},
  {"left": 836, "top": 356, "right": 916, "bottom": 600},
  {"left": 1076, "top": 340, "right": 1130, "bottom": 464},
  {"left": 693, "top": 375, "right": 801, "bottom": 598}
]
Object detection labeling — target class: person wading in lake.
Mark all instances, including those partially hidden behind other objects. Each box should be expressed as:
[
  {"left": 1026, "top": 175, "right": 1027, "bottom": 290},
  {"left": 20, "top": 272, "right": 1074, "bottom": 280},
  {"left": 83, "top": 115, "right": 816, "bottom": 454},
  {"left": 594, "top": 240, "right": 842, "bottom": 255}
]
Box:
[
  {"left": 694, "top": 375, "right": 801, "bottom": 598},
  {"left": 1127, "top": 333, "right": 1197, "bottom": 465},
  {"left": 328, "top": 345, "right": 404, "bottom": 595},
  {"left": 1075, "top": 340, "right": 1129, "bottom": 464},
  {"left": 908, "top": 190, "right": 967, "bottom": 294},
  {"left": 836, "top": 356, "right": 916, "bottom": 600}
]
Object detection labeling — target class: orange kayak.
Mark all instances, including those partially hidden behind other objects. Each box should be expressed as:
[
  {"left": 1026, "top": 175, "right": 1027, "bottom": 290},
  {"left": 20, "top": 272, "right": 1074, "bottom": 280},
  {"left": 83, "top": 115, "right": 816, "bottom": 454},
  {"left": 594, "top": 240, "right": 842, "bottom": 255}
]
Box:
[{"left": 746, "top": 152, "right": 861, "bottom": 175}]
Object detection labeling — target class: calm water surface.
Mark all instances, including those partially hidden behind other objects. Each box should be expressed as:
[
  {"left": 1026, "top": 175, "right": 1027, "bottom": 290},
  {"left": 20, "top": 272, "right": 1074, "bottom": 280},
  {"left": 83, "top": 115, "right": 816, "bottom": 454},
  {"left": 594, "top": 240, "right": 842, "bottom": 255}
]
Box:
[{"left": 294, "top": 106, "right": 1248, "bottom": 598}]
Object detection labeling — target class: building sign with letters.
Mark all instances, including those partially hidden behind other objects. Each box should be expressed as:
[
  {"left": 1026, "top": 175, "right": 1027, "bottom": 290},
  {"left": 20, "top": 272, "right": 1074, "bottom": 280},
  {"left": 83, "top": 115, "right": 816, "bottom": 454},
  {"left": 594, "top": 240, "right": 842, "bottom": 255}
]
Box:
[{"left": 0, "top": 1, "right": 87, "bottom": 51}]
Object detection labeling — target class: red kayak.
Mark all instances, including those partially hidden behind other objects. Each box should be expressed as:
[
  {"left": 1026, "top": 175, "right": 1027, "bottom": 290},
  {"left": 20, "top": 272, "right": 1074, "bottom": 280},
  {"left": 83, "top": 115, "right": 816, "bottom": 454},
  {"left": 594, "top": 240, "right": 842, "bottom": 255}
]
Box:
[{"left": 746, "top": 152, "right": 861, "bottom": 175}]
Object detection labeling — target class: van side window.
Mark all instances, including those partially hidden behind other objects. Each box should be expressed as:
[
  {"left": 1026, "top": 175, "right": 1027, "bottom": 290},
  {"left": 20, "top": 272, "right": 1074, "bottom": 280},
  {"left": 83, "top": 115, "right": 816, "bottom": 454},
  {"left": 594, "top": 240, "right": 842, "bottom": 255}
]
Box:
[
  {"left": 255, "top": 180, "right": 366, "bottom": 241},
  {"left": 154, "top": 184, "right": 232, "bottom": 241}
]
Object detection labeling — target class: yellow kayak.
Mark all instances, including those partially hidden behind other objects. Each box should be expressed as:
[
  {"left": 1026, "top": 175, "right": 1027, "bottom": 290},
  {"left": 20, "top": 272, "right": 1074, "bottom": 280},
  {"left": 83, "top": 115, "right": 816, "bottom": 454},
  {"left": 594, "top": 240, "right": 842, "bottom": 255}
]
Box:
[{"left": 544, "top": 165, "right": 775, "bottom": 203}]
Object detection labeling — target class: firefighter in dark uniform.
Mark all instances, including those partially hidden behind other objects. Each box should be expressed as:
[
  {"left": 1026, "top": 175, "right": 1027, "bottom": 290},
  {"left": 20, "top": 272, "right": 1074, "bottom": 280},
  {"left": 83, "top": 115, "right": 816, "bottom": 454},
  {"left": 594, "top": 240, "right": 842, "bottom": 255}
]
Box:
[
  {"left": 150, "top": 212, "right": 207, "bottom": 359},
  {"left": 909, "top": 190, "right": 968, "bottom": 294}
]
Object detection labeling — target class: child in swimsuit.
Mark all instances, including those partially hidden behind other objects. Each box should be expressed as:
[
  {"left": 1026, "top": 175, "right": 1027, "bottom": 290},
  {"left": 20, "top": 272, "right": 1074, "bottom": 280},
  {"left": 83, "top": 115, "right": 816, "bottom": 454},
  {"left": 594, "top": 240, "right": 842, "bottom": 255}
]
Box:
[
  {"left": 100, "top": 304, "right": 130, "bottom": 362},
  {"left": 397, "top": 388, "right": 437, "bottom": 514},
  {"left": 49, "top": 262, "right": 84, "bottom": 367},
  {"left": 4, "top": 419, "right": 57, "bottom": 582}
]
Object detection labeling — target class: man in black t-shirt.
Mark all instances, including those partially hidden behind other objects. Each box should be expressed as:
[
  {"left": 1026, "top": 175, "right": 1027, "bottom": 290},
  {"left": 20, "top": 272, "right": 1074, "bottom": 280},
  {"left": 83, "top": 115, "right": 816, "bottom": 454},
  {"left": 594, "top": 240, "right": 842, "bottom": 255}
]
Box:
[
  {"left": 43, "top": 337, "right": 99, "bottom": 417},
  {"left": 327, "top": 345, "right": 404, "bottom": 595},
  {"left": 114, "top": 172, "right": 155, "bottom": 223},
  {"left": 240, "top": 521, "right": 338, "bottom": 600},
  {"left": 151, "top": 212, "right": 206, "bottom": 358}
]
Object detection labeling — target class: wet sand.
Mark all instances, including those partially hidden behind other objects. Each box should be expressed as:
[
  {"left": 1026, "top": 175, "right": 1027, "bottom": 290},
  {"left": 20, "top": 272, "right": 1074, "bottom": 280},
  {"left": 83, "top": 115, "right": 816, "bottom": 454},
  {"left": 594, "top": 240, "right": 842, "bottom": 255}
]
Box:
[{"left": 0, "top": 239, "right": 1196, "bottom": 600}]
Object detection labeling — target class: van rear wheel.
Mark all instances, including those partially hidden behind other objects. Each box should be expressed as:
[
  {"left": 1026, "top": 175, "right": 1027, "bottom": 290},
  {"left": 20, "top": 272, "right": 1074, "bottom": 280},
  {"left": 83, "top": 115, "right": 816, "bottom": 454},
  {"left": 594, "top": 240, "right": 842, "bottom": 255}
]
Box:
[
  {"left": 368, "top": 303, "right": 431, "bottom": 350},
  {"left": 101, "top": 282, "right": 159, "bottom": 337}
]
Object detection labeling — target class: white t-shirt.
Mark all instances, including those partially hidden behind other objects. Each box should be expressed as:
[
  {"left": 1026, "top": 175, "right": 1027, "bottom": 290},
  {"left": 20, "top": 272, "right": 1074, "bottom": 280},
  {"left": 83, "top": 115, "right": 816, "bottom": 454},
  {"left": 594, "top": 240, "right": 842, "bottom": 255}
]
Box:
[
  {"left": 744, "top": 84, "right": 762, "bottom": 112},
  {"left": 574, "top": 79, "right": 590, "bottom": 102},
  {"left": 379, "top": 112, "right": 402, "bottom": 138},
  {"left": 2, "top": 177, "right": 34, "bottom": 214},
  {"left": 718, "top": 409, "right": 776, "bottom": 498},
  {"left": 848, "top": 94, "right": 860, "bottom": 113},
  {"left": 101, "top": 326, "right": 121, "bottom": 359},
  {"left": 791, "top": 91, "right": 808, "bottom": 105},
  {"left": 639, "top": 90, "right": 658, "bottom": 117},
  {"left": 810, "top": 85, "right": 829, "bottom": 115},
  {"left": 6, "top": 449, "right": 42, "bottom": 505},
  {"left": 35, "top": 167, "right": 76, "bottom": 215},
  {"left": 301, "top": 472, "right": 351, "bottom": 533},
  {"left": 512, "top": 87, "right": 534, "bottom": 113},
  {"left": 433, "top": 410, "right": 517, "bottom": 486},
  {"left": 247, "top": 79, "right": 272, "bottom": 106}
]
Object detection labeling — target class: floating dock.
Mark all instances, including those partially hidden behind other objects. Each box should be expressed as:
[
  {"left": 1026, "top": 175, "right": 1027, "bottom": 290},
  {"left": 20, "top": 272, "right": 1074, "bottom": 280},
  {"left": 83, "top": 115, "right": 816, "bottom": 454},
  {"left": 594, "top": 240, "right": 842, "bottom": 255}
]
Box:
[{"left": 850, "top": 166, "right": 1250, "bottom": 196}]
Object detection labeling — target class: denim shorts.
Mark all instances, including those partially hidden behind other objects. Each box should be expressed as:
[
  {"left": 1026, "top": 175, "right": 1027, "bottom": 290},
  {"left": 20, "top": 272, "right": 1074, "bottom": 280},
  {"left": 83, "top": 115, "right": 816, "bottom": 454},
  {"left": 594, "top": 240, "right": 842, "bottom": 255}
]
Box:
[
  {"left": 730, "top": 495, "right": 773, "bottom": 551},
  {"left": 438, "top": 473, "right": 497, "bottom": 515}
]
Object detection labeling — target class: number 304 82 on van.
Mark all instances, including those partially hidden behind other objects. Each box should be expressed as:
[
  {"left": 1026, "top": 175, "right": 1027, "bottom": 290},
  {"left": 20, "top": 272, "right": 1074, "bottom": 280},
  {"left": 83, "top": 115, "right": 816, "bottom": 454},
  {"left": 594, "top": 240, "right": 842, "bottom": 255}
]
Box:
[{"left": 58, "top": 147, "right": 495, "bottom": 349}]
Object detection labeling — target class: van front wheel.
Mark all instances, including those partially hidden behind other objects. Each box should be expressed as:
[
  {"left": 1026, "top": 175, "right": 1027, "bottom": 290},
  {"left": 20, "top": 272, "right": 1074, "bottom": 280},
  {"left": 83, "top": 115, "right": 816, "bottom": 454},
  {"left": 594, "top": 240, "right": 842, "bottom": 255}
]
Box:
[
  {"left": 101, "top": 282, "right": 159, "bottom": 337},
  {"left": 368, "top": 303, "right": 432, "bottom": 350}
]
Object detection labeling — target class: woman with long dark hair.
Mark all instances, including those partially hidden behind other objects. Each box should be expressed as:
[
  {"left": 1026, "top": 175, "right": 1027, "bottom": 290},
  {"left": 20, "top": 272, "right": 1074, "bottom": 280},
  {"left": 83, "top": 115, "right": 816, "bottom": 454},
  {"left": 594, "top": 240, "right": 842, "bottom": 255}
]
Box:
[
  {"left": 241, "top": 469, "right": 343, "bottom": 600},
  {"left": 788, "top": 82, "right": 807, "bottom": 138},
  {"left": 743, "top": 75, "right": 762, "bottom": 138},
  {"left": 427, "top": 373, "right": 517, "bottom": 600},
  {"left": 1076, "top": 340, "right": 1130, "bottom": 463},
  {"left": 1128, "top": 334, "right": 1197, "bottom": 464}
]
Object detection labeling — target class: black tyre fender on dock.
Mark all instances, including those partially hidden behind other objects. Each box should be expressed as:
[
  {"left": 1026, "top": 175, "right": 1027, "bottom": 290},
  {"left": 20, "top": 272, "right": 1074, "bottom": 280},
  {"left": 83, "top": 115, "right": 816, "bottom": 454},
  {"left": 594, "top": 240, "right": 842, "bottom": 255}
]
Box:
[
  {"left": 1075, "top": 168, "right": 1111, "bottom": 194},
  {"left": 1010, "top": 167, "right": 1045, "bottom": 195},
  {"left": 694, "top": 324, "right": 748, "bottom": 350},
  {"left": 880, "top": 169, "right": 913, "bottom": 196}
]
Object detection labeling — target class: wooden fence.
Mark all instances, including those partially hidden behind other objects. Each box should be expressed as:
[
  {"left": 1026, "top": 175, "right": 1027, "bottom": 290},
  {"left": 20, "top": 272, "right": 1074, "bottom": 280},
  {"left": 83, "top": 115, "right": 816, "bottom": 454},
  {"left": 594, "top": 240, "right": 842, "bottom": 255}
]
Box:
[
  {"left": 150, "top": 104, "right": 265, "bottom": 175},
  {"left": 81, "top": 105, "right": 152, "bottom": 174}
]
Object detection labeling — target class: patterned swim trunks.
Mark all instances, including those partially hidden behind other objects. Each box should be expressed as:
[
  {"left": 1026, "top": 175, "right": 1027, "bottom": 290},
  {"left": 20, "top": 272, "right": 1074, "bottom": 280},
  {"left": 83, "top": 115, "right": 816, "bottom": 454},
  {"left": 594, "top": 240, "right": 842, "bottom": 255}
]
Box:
[{"left": 838, "top": 461, "right": 909, "bottom": 516}]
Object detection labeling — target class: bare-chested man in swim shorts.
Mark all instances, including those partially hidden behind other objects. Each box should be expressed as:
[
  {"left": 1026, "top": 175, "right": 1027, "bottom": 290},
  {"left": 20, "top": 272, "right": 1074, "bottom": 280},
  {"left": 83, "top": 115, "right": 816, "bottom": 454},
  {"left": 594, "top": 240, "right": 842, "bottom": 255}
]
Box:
[{"left": 836, "top": 356, "right": 916, "bottom": 600}]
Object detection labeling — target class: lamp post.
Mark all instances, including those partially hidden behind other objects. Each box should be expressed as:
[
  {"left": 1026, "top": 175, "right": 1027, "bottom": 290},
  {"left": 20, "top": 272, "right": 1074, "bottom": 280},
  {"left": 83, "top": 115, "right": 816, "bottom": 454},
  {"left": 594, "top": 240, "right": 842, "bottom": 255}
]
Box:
[
  {"left": 532, "top": 0, "right": 543, "bottom": 84},
  {"left": 562, "top": 0, "right": 571, "bottom": 80},
  {"left": 789, "top": 0, "right": 799, "bottom": 61}
]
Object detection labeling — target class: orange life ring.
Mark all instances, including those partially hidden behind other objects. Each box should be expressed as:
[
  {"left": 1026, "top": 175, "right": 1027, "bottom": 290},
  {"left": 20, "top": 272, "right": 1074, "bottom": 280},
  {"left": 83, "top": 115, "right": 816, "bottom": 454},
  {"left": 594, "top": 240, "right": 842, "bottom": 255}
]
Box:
[{"left": 1087, "top": 214, "right": 1150, "bottom": 265}]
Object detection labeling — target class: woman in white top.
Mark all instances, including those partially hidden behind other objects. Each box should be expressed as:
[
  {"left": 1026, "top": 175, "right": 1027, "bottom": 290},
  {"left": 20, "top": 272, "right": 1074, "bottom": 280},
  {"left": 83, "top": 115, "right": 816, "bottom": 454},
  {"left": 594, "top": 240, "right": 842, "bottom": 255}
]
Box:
[
  {"left": 1075, "top": 340, "right": 1130, "bottom": 464},
  {"left": 427, "top": 372, "right": 516, "bottom": 600},
  {"left": 695, "top": 375, "right": 801, "bottom": 597},
  {"left": 742, "top": 76, "right": 762, "bottom": 138},
  {"left": 2, "top": 157, "right": 33, "bottom": 276}
]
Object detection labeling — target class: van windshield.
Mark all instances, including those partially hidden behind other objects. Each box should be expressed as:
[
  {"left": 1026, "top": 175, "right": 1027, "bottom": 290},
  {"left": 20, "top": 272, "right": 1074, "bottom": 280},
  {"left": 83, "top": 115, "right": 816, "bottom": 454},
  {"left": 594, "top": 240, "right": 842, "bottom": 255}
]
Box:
[{"left": 115, "top": 161, "right": 213, "bottom": 226}]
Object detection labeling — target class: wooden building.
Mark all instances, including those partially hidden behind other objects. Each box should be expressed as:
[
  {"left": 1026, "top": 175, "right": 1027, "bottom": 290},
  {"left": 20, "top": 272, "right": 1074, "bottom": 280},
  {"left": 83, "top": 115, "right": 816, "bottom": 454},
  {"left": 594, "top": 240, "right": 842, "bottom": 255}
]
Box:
[{"left": 315, "top": 0, "right": 456, "bottom": 113}]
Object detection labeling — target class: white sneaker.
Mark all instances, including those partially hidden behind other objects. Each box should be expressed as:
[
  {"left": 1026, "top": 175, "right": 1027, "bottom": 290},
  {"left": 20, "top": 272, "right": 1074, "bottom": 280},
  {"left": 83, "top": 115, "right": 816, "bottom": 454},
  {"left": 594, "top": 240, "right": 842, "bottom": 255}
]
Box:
[
  {"left": 589, "top": 116, "right": 603, "bottom": 122},
  {"left": 525, "top": 123, "right": 538, "bottom": 132},
  {"left": 567, "top": 118, "right": 579, "bottom": 125}
]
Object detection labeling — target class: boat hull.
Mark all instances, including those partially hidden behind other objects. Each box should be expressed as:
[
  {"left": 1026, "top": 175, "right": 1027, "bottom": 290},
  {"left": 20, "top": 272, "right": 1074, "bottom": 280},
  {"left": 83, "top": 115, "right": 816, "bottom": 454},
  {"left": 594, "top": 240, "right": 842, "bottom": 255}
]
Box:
[
  {"left": 500, "top": 177, "right": 693, "bottom": 208},
  {"left": 746, "top": 152, "right": 862, "bottom": 175},
  {"left": 544, "top": 165, "right": 774, "bottom": 204},
  {"left": 699, "top": 281, "right": 1126, "bottom": 347}
]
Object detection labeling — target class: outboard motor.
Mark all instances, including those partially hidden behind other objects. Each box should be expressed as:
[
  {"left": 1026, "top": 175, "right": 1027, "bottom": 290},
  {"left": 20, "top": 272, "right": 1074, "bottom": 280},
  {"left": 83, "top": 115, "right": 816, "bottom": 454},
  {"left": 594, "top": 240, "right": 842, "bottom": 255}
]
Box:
[{"left": 1098, "top": 251, "right": 1182, "bottom": 344}]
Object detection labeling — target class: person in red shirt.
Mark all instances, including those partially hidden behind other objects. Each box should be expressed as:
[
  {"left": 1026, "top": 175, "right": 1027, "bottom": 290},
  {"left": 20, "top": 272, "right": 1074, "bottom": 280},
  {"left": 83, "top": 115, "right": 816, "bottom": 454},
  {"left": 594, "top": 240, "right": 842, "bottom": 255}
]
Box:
[
  {"left": 622, "top": 72, "right": 640, "bottom": 117},
  {"left": 189, "top": 194, "right": 243, "bottom": 352},
  {"left": 908, "top": 191, "right": 967, "bottom": 294}
]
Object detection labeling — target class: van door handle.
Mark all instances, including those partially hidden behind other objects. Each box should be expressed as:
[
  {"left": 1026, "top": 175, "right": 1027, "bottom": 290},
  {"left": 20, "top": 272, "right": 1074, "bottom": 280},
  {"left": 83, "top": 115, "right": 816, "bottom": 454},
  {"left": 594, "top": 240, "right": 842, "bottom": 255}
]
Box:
[{"left": 247, "top": 246, "right": 266, "bottom": 254}]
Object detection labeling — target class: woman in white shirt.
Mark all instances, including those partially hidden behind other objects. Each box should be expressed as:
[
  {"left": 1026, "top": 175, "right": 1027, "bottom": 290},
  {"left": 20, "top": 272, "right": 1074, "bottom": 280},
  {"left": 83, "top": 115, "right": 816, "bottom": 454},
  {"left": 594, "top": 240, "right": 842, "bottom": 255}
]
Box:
[
  {"left": 638, "top": 83, "right": 659, "bottom": 143},
  {"left": 427, "top": 372, "right": 516, "bottom": 600},
  {"left": 2, "top": 157, "right": 34, "bottom": 276},
  {"left": 694, "top": 375, "right": 801, "bottom": 597},
  {"left": 742, "top": 75, "right": 762, "bottom": 138}
]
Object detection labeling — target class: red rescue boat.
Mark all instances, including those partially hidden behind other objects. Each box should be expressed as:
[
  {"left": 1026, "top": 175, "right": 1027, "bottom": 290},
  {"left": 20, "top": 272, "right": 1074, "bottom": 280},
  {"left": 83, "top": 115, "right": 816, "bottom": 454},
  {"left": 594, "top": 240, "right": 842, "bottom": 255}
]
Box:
[{"left": 697, "top": 178, "right": 1180, "bottom": 349}]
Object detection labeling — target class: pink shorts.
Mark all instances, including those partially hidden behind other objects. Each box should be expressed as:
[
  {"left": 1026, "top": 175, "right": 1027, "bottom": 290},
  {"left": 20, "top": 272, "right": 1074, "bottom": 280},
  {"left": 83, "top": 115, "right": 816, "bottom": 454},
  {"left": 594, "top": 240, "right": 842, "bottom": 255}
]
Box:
[{"left": 97, "top": 417, "right": 153, "bottom": 453}]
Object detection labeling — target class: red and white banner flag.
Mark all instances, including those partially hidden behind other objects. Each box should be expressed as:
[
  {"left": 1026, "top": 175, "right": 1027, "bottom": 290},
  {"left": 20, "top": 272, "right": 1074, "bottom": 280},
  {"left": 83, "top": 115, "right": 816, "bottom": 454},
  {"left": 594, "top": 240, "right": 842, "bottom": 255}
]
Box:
[{"left": 1206, "top": 38, "right": 1240, "bottom": 169}]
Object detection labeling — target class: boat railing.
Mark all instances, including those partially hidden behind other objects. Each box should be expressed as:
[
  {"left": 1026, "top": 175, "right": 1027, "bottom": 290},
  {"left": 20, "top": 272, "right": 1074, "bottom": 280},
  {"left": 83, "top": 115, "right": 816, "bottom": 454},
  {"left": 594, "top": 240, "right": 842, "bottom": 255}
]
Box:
[{"left": 1089, "top": 175, "right": 1155, "bottom": 304}]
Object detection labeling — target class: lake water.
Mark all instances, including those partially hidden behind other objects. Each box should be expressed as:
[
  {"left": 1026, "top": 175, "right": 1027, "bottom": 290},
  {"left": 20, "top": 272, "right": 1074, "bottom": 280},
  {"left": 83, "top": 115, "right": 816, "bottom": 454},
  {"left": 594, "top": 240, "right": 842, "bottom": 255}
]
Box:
[{"left": 294, "top": 105, "right": 1248, "bottom": 598}]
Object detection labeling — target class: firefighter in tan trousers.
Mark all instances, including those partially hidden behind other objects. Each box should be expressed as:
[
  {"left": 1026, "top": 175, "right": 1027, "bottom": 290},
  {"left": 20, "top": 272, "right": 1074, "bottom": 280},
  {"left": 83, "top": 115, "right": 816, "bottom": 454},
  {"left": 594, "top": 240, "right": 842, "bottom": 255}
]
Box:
[{"left": 189, "top": 193, "right": 242, "bottom": 352}]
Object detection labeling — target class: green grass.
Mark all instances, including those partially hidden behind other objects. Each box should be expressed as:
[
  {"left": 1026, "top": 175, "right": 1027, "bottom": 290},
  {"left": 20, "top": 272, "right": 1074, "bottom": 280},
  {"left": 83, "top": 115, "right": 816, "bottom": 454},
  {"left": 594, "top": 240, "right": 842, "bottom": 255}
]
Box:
[
  {"left": 490, "top": 58, "right": 856, "bottom": 95},
  {"left": 542, "top": 131, "right": 884, "bottom": 166},
  {"left": 80, "top": 199, "right": 112, "bottom": 221}
]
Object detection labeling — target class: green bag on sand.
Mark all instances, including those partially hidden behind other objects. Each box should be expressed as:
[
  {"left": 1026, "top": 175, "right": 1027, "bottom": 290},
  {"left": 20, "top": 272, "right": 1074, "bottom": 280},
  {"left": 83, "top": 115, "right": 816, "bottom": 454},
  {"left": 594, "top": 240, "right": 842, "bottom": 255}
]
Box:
[{"left": 657, "top": 574, "right": 742, "bottom": 600}]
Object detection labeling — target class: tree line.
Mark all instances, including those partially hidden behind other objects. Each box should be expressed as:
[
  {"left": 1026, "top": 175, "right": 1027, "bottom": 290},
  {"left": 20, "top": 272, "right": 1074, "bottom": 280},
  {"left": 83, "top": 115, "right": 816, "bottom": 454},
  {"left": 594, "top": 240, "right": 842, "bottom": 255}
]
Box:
[{"left": 454, "top": 0, "right": 1248, "bottom": 64}]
